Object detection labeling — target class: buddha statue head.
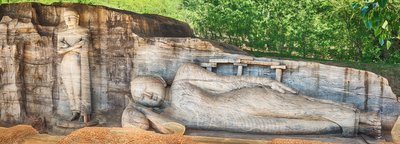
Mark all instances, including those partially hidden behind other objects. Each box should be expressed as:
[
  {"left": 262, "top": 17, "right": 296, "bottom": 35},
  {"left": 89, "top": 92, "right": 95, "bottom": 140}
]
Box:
[
  {"left": 63, "top": 9, "right": 79, "bottom": 29},
  {"left": 131, "top": 75, "right": 167, "bottom": 107}
]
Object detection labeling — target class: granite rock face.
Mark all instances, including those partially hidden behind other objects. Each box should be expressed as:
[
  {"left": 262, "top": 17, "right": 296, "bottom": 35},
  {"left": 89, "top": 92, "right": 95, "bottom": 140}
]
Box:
[
  {"left": 0, "top": 2, "right": 398, "bottom": 136},
  {"left": 0, "top": 2, "right": 193, "bottom": 126}
]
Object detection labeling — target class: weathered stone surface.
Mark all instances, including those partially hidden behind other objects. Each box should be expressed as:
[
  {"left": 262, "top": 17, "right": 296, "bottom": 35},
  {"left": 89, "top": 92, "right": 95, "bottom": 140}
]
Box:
[
  {"left": 392, "top": 116, "right": 400, "bottom": 143},
  {"left": 0, "top": 16, "right": 24, "bottom": 124},
  {"left": 0, "top": 2, "right": 195, "bottom": 128},
  {"left": 0, "top": 2, "right": 398, "bottom": 140}
]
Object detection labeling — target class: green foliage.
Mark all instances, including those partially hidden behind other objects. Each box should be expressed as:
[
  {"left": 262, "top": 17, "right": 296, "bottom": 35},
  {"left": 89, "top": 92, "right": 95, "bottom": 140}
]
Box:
[
  {"left": 352, "top": 0, "right": 400, "bottom": 62},
  {"left": 0, "top": 0, "right": 186, "bottom": 21},
  {"left": 183, "top": 0, "right": 400, "bottom": 63},
  {"left": 1, "top": 0, "right": 399, "bottom": 63}
]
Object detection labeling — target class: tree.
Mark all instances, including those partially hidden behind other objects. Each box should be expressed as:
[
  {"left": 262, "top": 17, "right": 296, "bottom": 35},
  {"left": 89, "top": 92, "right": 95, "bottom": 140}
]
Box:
[{"left": 352, "top": 0, "right": 400, "bottom": 61}]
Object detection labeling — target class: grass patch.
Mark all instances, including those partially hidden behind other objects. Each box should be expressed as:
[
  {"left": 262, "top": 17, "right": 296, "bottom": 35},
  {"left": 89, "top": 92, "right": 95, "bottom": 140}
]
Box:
[{"left": 0, "top": 0, "right": 186, "bottom": 21}]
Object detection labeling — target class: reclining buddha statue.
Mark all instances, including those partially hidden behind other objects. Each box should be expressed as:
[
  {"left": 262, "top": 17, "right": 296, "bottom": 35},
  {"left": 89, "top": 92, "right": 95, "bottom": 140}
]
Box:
[{"left": 122, "top": 63, "right": 379, "bottom": 137}]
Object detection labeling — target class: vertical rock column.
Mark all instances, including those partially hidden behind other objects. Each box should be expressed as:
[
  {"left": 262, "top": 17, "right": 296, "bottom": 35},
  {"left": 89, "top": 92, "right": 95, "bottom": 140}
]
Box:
[
  {"left": 0, "top": 16, "right": 24, "bottom": 123},
  {"left": 22, "top": 33, "right": 54, "bottom": 117}
]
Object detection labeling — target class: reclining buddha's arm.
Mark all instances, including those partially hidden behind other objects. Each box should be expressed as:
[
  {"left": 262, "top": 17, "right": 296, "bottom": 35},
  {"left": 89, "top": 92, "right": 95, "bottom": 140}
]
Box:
[
  {"left": 173, "top": 63, "right": 296, "bottom": 94},
  {"left": 126, "top": 102, "right": 185, "bottom": 134}
]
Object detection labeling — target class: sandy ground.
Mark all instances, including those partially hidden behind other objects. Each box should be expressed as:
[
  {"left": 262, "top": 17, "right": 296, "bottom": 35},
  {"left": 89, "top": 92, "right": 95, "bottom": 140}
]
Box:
[
  {"left": 58, "top": 127, "right": 194, "bottom": 144},
  {"left": 0, "top": 125, "right": 38, "bottom": 144}
]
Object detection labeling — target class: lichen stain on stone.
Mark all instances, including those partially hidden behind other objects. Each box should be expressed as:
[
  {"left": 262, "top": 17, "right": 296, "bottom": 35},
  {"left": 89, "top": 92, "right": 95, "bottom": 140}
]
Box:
[
  {"left": 343, "top": 67, "right": 350, "bottom": 103},
  {"left": 364, "top": 71, "right": 369, "bottom": 111},
  {"left": 315, "top": 63, "right": 320, "bottom": 93}
]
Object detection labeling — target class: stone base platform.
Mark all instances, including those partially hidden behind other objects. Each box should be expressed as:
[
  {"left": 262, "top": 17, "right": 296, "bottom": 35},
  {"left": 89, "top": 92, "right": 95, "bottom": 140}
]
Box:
[
  {"left": 56, "top": 120, "right": 99, "bottom": 128},
  {"left": 52, "top": 119, "right": 99, "bottom": 135},
  {"left": 185, "top": 129, "right": 391, "bottom": 144}
]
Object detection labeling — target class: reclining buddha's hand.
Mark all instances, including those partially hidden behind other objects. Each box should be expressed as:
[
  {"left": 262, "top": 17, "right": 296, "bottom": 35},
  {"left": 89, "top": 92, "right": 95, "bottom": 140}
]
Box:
[
  {"left": 131, "top": 102, "right": 153, "bottom": 114},
  {"left": 131, "top": 101, "right": 186, "bottom": 135},
  {"left": 122, "top": 102, "right": 150, "bottom": 130}
]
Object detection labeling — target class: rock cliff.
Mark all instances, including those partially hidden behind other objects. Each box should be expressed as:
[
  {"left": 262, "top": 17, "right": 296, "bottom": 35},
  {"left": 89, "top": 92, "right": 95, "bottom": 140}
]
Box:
[{"left": 0, "top": 2, "right": 398, "bottom": 136}]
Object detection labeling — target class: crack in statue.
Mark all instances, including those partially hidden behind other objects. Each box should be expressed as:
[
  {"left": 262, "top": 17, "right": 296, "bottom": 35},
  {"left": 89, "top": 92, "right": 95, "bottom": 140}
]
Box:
[
  {"left": 123, "top": 63, "right": 381, "bottom": 137},
  {"left": 57, "top": 9, "right": 91, "bottom": 123}
]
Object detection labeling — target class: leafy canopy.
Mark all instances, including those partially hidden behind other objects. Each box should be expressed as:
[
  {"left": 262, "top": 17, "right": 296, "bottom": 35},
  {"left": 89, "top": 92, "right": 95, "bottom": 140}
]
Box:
[{"left": 1, "top": 0, "right": 399, "bottom": 63}]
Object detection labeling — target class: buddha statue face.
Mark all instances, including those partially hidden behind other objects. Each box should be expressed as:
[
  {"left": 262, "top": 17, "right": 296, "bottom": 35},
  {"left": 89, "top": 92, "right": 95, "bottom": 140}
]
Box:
[
  {"left": 63, "top": 9, "right": 79, "bottom": 29},
  {"left": 131, "top": 76, "right": 167, "bottom": 107}
]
